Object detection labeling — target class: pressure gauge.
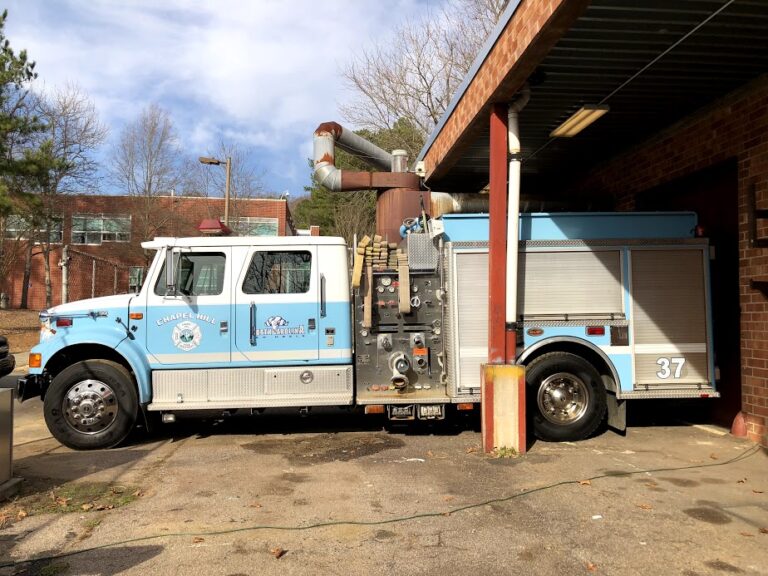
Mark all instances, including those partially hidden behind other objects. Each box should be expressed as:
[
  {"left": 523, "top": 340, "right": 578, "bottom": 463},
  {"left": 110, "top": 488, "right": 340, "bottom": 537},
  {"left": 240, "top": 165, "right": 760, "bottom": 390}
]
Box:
[{"left": 380, "top": 276, "right": 392, "bottom": 287}]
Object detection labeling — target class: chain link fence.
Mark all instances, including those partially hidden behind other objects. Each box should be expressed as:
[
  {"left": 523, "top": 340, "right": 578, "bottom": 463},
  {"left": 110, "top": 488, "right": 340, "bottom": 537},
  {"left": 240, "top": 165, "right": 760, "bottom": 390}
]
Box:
[
  {"left": 64, "top": 247, "right": 139, "bottom": 304},
  {"left": 1, "top": 246, "right": 143, "bottom": 310}
]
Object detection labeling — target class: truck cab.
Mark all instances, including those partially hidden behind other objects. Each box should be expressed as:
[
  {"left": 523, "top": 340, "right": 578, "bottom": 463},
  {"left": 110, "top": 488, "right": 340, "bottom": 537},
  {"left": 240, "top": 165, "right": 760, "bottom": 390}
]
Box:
[{"left": 19, "top": 235, "right": 353, "bottom": 449}]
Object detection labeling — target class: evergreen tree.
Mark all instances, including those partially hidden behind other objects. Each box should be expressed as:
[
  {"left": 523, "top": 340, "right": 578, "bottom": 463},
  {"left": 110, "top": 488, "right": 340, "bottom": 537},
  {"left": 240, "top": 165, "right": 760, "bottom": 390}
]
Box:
[{"left": 0, "top": 9, "right": 43, "bottom": 217}]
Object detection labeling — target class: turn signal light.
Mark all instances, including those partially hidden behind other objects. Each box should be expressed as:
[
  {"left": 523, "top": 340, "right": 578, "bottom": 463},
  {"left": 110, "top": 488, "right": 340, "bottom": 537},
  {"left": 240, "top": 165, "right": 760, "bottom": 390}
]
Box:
[
  {"left": 129, "top": 312, "right": 144, "bottom": 320},
  {"left": 586, "top": 326, "right": 605, "bottom": 336},
  {"left": 56, "top": 317, "right": 73, "bottom": 327},
  {"left": 29, "top": 353, "right": 42, "bottom": 368},
  {"left": 365, "top": 405, "right": 385, "bottom": 414},
  {"left": 456, "top": 403, "right": 475, "bottom": 411}
]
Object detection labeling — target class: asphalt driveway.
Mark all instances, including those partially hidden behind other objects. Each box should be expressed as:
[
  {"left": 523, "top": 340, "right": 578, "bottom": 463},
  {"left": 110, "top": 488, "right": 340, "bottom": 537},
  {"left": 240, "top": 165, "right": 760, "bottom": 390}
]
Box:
[{"left": 1, "top": 369, "right": 766, "bottom": 576}]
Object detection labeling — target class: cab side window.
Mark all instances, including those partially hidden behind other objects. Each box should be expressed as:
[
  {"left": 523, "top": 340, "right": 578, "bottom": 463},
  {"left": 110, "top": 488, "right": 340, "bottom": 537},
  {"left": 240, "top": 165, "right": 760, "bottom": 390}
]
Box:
[
  {"left": 242, "top": 251, "right": 311, "bottom": 294},
  {"left": 154, "top": 252, "right": 226, "bottom": 296}
]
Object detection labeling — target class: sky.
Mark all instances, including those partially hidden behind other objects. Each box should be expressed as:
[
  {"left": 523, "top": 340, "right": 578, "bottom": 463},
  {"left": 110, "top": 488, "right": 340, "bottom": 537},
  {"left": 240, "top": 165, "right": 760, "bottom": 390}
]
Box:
[{"left": 4, "top": 0, "right": 436, "bottom": 198}]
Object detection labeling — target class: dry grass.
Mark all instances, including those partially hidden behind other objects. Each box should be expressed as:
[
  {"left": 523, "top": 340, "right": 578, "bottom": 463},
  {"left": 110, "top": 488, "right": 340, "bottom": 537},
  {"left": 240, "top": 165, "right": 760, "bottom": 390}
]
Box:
[{"left": 0, "top": 310, "right": 42, "bottom": 352}]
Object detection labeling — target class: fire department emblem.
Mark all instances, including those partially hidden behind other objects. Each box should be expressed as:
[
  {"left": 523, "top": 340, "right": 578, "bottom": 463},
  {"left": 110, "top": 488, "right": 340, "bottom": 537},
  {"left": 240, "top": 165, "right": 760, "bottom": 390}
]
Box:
[{"left": 172, "top": 320, "right": 202, "bottom": 351}]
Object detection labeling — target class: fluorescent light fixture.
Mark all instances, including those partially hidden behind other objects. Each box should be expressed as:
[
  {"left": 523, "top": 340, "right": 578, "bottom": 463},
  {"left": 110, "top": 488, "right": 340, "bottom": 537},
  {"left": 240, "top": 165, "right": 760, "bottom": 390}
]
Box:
[{"left": 550, "top": 104, "right": 609, "bottom": 137}]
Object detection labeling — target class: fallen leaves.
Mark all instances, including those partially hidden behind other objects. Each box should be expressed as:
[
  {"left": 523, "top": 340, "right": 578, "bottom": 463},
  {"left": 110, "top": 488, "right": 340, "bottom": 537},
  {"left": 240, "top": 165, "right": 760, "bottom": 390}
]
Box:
[
  {"left": 270, "top": 546, "right": 286, "bottom": 559},
  {"left": 759, "top": 527, "right": 768, "bottom": 534},
  {"left": 739, "top": 531, "right": 755, "bottom": 538},
  {"left": 579, "top": 480, "right": 592, "bottom": 487},
  {"left": 586, "top": 561, "right": 598, "bottom": 572},
  {"left": 16, "top": 509, "right": 27, "bottom": 521},
  {"left": 192, "top": 537, "right": 205, "bottom": 544},
  {"left": 635, "top": 503, "right": 653, "bottom": 511}
]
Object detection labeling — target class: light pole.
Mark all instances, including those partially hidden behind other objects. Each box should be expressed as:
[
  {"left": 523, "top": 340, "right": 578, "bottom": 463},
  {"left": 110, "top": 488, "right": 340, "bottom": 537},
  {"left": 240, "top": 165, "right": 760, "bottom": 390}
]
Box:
[{"left": 199, "top": 155, "right": 232, "bottom": 227}]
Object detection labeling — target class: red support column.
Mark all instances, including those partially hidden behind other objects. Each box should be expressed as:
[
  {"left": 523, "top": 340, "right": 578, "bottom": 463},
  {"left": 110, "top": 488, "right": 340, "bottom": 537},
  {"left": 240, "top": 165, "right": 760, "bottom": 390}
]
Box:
[{"left": 488, "top": 104, "right": 509, "bottom": 364}]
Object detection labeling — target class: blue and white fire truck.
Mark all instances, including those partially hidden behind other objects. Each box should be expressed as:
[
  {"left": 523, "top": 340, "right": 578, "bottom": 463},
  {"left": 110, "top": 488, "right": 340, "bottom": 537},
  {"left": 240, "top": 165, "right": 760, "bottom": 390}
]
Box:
[{"left": 18, "top": 211, "right": 717, "bottom": 450}]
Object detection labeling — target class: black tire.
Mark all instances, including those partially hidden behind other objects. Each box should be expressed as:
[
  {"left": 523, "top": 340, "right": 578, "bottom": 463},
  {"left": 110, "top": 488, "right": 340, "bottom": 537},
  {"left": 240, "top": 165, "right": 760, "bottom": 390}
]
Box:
[
  {"left": 526, "top": 352, "right": 606, "bottom": 442},
  {"left": 43, "top": 359, "right": 138, "bottom": 450}
]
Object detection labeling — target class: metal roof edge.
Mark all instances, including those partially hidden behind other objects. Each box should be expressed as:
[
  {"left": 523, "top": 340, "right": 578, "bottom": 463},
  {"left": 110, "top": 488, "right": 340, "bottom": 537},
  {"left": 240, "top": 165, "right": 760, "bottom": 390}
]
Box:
[{"left": 415, "top": 0, "right": 523, "bottom": 165}]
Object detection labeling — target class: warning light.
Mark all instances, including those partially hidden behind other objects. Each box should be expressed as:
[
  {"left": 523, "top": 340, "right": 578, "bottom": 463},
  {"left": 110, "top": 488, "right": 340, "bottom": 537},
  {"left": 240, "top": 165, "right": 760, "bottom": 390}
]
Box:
[{"left": 586, "top": 326, "right": 605, "bottom": 336}]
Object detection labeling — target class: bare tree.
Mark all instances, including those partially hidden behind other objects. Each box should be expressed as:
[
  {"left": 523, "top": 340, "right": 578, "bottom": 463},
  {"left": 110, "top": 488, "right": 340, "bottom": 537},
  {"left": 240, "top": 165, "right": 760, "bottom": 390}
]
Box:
[
  {"left": 341, "top": 0, "right": 507, "bottom": 148},
  {"left": 110, "top": 103, "right": 180, "bottom": 245},
  {"left": 30, "top": 84, "right": 108, "bottom": 307},
  {"left": 331, "top": 191, "right": 376, "bottom": 246}
]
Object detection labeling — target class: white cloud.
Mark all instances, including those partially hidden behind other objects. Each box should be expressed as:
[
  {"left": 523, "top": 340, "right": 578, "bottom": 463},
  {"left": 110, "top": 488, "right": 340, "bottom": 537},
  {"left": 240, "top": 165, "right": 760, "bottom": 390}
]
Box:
[{"left": 3, "top": 0, "right": 434, "bottom": 194}]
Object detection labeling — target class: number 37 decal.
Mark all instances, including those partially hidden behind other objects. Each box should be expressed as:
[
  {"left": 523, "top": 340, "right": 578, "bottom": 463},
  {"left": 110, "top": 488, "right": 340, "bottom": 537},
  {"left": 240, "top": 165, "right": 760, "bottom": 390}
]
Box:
[{"left": 656, "top": 357, "right": 686, "bottom": 379}]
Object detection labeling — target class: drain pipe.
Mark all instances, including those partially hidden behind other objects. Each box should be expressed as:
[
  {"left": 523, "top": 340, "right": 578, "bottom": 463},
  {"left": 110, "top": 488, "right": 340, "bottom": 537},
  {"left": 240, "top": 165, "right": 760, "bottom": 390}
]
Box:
[
  {"left": 506, "top": 86, "right": 531, "bottom": 333},
  {"left": 313, "top": 122, "right": 419, "bottom": 191}
]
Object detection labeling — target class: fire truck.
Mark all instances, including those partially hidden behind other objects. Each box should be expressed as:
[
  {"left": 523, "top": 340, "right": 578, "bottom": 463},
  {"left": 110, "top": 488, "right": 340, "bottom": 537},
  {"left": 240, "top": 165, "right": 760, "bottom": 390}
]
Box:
[{"left": 17, "top": 210, "right": 716, "bottom": 450}]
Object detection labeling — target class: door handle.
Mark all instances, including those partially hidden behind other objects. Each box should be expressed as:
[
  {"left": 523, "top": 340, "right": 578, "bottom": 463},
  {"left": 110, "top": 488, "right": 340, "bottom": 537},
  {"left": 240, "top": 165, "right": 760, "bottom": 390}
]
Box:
[
  {"left": 220, "top": 321, "right": 228, "bottom": 334},
  {"left": 249, "top": 302, "right": 257, "bottom": 346},
  {"left": 320, "top": 273, "right": 326, "bottom": 318}
]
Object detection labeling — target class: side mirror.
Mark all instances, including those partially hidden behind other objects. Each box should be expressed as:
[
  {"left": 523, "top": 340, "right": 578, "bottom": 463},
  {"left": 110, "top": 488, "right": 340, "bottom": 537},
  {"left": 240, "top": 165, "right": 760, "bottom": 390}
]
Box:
[{"left": 165, "top": 249, "right": 179, "bottom": 295}]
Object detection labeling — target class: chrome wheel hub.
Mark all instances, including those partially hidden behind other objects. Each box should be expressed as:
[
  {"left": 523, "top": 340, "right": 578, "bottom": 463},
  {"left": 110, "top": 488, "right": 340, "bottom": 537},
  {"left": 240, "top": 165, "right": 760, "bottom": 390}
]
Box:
[
  {"left": 537, "top": 372, "right": 589, "bottom": 425},
  {"left": 63, "top": 379, "right": 118, "bottom": 434}
]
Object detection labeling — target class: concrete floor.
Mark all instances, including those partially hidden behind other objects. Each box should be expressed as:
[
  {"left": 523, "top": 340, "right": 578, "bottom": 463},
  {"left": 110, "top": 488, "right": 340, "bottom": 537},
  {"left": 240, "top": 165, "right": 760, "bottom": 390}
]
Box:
[{"left": 1, "top": 370, "right": 766, "bottom": 576}]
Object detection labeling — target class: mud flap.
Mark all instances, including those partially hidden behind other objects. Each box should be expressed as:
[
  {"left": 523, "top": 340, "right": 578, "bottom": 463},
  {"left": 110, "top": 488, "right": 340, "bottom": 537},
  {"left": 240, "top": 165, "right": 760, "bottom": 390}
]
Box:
[{"left": 606, "top": 391, "right": 626, "bottom": 433}]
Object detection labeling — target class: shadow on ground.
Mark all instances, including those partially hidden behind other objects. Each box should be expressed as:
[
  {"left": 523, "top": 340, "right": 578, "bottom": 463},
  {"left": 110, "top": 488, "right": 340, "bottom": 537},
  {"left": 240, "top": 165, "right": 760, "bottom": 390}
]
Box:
[
  {"left": 135, "top": 407, "right": 481, "bottom": 448},
  {"left": 1, "top": 544, "right": 164, "bottom": 576}
]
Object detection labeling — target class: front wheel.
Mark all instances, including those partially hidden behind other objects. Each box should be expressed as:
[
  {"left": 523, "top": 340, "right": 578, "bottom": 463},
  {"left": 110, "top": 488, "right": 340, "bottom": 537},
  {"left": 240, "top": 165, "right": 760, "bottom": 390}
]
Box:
[
  {"left": 44, "top": 360, "right": 138, "bottom": 450},
  {"left": 526, "top": 352, "right": 606, "bottom": 441}
]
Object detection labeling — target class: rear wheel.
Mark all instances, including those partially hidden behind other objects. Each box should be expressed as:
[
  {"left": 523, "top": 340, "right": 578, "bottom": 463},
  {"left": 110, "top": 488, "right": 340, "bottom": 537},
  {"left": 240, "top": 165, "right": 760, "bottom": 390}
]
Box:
[
  {"left": 44, "top": 360, "right": 138, "bottom": 450},
  {"left": 526, "top": 352, "right": 606, "bottom": 441}
]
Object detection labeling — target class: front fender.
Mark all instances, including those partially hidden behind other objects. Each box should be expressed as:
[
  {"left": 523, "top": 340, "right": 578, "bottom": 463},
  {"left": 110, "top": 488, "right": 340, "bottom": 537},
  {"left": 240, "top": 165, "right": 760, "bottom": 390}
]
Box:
[{"left": 32, "top": 324, "right": 152, "bottom": 404}]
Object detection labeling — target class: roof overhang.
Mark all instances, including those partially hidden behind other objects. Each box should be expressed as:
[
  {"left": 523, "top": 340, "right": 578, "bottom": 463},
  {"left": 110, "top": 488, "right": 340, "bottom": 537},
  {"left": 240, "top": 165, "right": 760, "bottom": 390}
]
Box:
[{"left": 418, "top": 0, "right": 768, "bottom": 197}]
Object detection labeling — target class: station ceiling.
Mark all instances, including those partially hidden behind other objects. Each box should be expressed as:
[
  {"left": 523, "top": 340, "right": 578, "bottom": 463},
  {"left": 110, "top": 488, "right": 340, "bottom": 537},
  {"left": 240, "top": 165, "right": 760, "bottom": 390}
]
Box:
[{"left": 422, "top": 0, "right": 768, "bottom": 195}]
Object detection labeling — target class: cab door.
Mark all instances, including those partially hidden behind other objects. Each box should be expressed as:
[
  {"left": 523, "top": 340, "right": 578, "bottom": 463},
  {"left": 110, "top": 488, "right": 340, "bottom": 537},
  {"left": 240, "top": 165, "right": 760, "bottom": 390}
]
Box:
[
  {"left": 146, "top": 248, "right": 231, "bottom": 366},
  {"left": 234, "top": 246, "right": 320, "bottom": 364}
]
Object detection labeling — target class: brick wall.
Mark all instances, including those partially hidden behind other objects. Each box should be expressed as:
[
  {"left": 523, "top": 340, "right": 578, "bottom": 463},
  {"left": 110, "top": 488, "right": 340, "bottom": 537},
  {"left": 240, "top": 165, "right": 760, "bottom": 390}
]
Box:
[
  {"left": 3, "top": 194, "right": 293, "bottom": 310},
  {"left": 572, "top": 75, "right": 768, "bottom": 446}
]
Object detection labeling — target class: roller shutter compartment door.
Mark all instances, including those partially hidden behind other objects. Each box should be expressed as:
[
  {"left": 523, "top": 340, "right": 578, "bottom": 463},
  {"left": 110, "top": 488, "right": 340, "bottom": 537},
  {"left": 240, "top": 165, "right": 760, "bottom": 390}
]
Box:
[{"left": 630, "top": 249, "right": 709, "bottom": 389}]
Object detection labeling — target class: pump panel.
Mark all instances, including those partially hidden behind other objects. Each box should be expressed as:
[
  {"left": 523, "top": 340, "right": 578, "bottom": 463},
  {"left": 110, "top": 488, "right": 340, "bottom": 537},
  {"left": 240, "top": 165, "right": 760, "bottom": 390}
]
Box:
[{"left": 354, "top": 270, "right": 447, "bottom": 404}]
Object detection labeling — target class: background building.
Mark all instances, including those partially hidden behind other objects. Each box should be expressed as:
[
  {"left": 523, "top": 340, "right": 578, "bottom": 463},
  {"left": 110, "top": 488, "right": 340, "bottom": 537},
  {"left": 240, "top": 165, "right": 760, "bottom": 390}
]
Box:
[{"left": 1, "top": 194, "right": 295, "bottom": 310}]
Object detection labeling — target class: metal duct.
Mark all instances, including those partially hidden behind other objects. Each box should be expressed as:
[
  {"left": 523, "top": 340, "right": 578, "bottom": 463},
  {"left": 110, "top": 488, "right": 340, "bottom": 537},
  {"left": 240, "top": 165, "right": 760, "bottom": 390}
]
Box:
[
  {"left": 313, "top": 122, "right": 419, "bottom": 192},
  {"left": 430, "top": 192, "right": 490, "bottom": 217}
]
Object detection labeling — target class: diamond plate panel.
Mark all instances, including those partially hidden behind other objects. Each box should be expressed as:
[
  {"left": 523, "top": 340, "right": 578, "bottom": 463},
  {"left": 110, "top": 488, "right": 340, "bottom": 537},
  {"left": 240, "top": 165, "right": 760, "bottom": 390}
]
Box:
[{"left": 407, "top": 234, "right": 439, "bottom": 270}]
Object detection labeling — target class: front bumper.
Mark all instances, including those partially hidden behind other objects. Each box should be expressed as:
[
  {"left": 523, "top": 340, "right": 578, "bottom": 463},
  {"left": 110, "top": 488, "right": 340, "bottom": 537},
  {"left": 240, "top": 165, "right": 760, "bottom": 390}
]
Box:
[{"left": 16, "top": 373, "right": 48, "bottom": 402}]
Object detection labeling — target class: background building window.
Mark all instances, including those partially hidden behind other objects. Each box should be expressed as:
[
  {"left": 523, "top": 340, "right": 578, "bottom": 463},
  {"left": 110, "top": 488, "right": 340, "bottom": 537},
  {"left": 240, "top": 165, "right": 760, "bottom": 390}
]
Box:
[
  {"left": 72, "top": 214, "right": 131, "bottom": 245},
  {"left": 2, "top": 215, "right": 63, "bottom": 243},
  {"left": 228, "top": 216, "right": 279, "bottom": 236}
]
